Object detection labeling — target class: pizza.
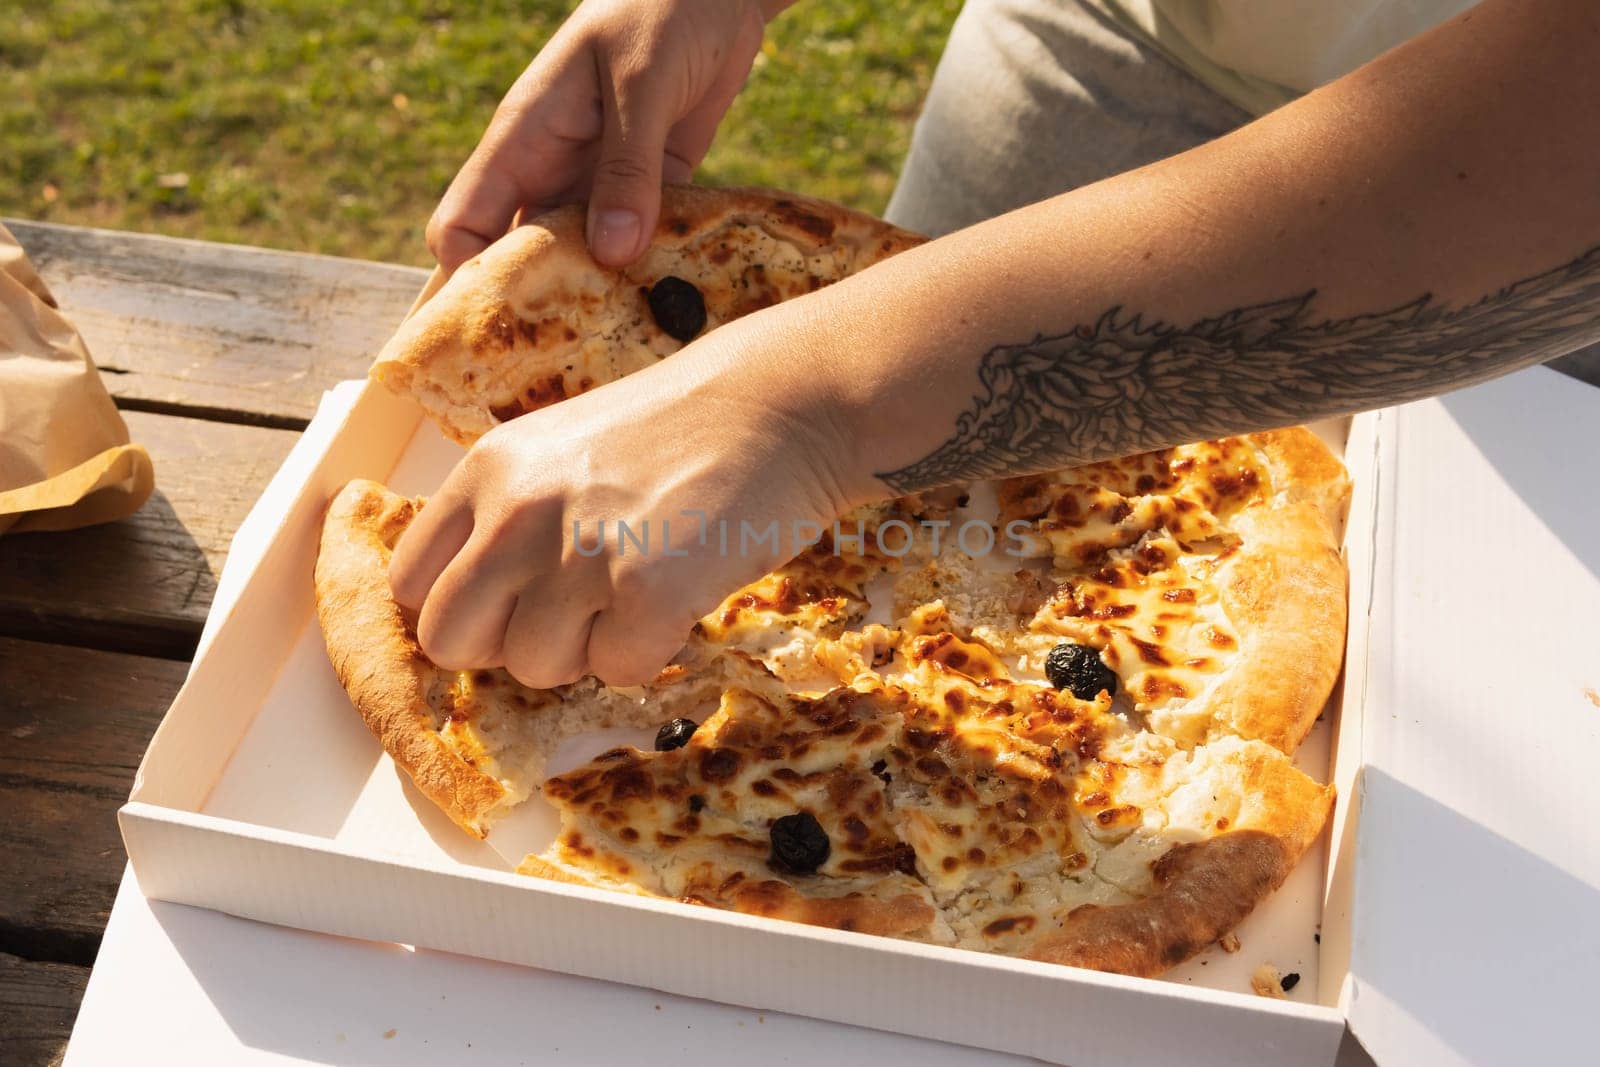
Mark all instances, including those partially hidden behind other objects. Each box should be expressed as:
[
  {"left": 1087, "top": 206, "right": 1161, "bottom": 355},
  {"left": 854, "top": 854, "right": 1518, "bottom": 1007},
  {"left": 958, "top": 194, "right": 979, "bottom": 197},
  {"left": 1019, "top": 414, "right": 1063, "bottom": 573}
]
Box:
[
  {"left": 370, "top": 184, "right": 924, "bottom": 446},
  {"left": 316, "top": 186, "right": 1350, "bottom": 979}
]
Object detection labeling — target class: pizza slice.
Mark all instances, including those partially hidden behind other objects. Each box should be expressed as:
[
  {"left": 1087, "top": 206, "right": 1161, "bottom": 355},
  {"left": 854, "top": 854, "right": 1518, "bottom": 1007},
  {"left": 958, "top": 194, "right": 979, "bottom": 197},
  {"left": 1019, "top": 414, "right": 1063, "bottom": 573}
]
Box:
[
  {"left": 892, "top": 428, "right": 1351, "bottom": 755},
  {"left": 370, "top": 185, "right": 924, "bottom": 445},
  {"left": 528, "top": 636, "right": 1331, "bottom": 976},
  {"left": 526, "top": 685, "right": 937, "bottom": 937}
]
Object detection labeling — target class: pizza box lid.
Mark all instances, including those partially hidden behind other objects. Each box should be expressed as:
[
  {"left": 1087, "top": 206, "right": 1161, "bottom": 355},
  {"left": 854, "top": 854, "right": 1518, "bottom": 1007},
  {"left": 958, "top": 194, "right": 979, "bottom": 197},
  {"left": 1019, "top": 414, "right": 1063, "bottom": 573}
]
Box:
[{"left": 1335, "top": 364, "right": 1600, "bottom": 1064}]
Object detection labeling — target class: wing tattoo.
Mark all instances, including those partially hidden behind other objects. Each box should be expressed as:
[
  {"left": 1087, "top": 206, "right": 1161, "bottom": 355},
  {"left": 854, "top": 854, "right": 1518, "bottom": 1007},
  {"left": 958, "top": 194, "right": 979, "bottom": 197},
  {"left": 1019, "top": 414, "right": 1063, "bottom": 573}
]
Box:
[{"left": 877, "top": 245, "right": 1600, "bottom": 493}]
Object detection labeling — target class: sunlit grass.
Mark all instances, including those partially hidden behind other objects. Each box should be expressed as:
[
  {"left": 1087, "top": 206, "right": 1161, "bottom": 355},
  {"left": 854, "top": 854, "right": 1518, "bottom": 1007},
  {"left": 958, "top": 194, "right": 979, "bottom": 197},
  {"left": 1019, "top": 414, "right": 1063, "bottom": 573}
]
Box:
[{"left": 2, "top": 1, "right": 959, "bottom": 264}]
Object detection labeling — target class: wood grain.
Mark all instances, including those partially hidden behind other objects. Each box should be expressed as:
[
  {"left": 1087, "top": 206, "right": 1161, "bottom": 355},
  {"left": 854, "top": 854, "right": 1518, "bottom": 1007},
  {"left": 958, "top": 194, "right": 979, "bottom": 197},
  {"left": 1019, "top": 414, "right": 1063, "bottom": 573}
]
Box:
[
  {"left": 0, "top": 410, "right": 298, "bottom": 658},
  {"left": 3, "top": 218, "right": 427, "bottom": 426},
  {"left": 0, "top": 638, "right": 185, "bottom": 964},
  {"left": 0, "top": 952, "right": 88, "bottom": 1067}
]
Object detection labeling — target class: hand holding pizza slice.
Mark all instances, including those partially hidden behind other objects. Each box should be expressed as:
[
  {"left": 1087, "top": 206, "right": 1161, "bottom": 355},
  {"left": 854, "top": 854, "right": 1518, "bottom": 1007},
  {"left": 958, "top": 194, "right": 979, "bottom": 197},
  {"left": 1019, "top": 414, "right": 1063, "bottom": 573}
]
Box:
[{"left": 384, "top": 186, "right": 924, "bottom": 687}]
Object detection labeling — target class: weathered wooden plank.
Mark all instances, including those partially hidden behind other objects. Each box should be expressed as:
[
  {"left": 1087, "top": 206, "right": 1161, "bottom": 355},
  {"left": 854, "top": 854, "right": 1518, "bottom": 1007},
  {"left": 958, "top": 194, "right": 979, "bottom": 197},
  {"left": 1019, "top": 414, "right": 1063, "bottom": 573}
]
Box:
[
  {"left": 0, "top": 410, "right": 298, "bottom": 658},
  {"left": 3, "top": 218, "right": 427, "bottom": 425},
  {"left": 0, "top": 638, "right": 184, "bottom": 964},
  {"left": 0, "top": 952, "right": 89, "bottom": 1067}
]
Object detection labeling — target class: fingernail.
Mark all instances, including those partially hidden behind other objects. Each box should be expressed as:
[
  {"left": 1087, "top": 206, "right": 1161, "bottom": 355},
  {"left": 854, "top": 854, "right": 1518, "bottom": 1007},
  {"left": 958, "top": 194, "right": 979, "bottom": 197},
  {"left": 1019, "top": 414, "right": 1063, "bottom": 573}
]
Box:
[{"left": 590, "top": 209, "right": 640, "bottom": 265}]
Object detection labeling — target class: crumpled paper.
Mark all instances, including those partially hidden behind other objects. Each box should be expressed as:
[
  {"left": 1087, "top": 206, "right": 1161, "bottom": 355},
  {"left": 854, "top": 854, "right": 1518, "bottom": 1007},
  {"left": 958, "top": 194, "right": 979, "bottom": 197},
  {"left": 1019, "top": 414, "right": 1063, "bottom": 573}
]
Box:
[{"left": 0, "top": 221, "right": 153, "bottom": 535}]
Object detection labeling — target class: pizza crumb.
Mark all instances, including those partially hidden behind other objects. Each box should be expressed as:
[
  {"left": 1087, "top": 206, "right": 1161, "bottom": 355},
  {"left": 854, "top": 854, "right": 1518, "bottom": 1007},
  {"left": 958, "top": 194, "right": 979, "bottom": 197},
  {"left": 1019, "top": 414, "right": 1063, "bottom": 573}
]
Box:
[
  {"left": 1583, "top": 687, "right": 1600, "bottom": 708},
  {"left": 1218, "top": 932, "right": 1241, "bottom": 954},
  {"left": 1250, "top": 964, "right": 1287, "bottom": 999},
  {"left": 383, "top": 1028, "right": 397, "bottom": 1039}
]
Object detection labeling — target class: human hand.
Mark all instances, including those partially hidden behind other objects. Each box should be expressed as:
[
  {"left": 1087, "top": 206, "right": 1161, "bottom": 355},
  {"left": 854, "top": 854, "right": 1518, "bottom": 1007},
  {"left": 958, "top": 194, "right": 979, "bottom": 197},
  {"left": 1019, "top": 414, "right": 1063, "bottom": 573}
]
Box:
[
  {"left": 387, "top": 309, "right": 854, "bottom": 688},
  {"left": 428, "top": 0, "right": 791, "bottom": 273}
]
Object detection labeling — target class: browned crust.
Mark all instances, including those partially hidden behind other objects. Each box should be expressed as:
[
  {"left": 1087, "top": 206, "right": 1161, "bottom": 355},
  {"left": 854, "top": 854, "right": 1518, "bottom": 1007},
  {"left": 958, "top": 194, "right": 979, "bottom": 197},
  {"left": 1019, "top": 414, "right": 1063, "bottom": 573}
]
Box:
[
  {"left": 714, "top": 875, "right": 936, "bottom": 937},
  {"left": 314, "top": 478, "right": 507, "bottom": 837},
  {"left": 371, "top": 184, "right": 925, "bottom": 445},
  {"left": 519, "top": 850, "right": 936, "bottom": 937},
  {"left": 1202, "top": 501, "right": 1349, "bottom": 754},
  {"left": 1029, "top": 831, "right": 1298, "bottom": 976},
  {"left": 1028, "top": 749, "right": 1333, "bottom": 977},
  {"left": 1249, "top": 427, "right": 1353, "bottom": 532},
  {"left": 516, "top": 853, "right": 646, "bottom": 891}
]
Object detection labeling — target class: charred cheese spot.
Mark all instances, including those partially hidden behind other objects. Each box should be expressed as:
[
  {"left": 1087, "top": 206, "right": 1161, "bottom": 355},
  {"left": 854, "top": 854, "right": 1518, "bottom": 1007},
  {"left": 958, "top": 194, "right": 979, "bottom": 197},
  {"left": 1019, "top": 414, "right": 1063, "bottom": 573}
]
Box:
[
  {"left": 982, "top": 915, "right": 1037, "bottom": 938},
  {"left": 489, "top": 373, "right": 567, "bottom": 423}
]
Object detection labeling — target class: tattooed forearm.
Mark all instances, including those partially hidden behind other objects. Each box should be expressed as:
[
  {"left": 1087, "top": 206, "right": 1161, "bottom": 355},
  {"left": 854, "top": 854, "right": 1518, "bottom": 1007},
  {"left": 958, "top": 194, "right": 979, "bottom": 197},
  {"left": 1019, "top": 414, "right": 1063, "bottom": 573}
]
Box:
[{"left": 876, "top": 245, "right": 1600, "bottom": 494}]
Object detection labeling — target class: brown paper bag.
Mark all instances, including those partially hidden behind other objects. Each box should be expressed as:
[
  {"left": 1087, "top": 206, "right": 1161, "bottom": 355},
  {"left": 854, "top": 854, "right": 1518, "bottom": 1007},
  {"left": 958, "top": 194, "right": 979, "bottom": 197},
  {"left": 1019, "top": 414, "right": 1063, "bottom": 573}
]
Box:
[{"left": 0, "top": 222, "right": 154, "bottom": 535}]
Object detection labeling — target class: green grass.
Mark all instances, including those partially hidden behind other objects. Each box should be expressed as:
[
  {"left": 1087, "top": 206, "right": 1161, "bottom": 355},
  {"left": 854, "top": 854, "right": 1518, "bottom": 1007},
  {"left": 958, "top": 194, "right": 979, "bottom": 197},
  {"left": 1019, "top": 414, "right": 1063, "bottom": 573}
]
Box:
[{"left": 2, "top": 1, "right": 959, "bottom": 266}]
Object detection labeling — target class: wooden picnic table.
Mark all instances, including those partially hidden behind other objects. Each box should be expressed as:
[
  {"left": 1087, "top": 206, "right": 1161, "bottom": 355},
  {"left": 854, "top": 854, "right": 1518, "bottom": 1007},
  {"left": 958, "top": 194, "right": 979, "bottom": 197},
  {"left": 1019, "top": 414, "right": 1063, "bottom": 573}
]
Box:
[
  {"left": 0, "top": 218, "right": 428, "bottom": 1066},
  {"left": 2, "top": 218, "right": 1597, "bottom": 1067}
]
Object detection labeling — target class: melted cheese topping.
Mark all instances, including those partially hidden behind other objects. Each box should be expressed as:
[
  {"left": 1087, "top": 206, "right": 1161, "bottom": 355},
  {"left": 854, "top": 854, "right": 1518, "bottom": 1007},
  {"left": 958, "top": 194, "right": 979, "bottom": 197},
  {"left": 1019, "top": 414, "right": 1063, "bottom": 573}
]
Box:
[
  {"left": 435, "top": 669, "right": 563, "bottom": 804},
  {"left": 1028, "top": 538, "right": 1238, "bottom": 725},
  {"left": 990, "top": 439, "right": 1279, "bottom": 744},
  {"left": 542, "top": 687, "right": 915, "bottom": 900}
]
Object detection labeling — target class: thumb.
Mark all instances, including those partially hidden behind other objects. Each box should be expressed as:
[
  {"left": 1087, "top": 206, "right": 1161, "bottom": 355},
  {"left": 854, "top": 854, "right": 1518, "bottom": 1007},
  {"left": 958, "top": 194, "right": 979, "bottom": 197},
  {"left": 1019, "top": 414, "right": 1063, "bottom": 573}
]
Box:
[{"left": 587, "top": 68, "right": 672, "bottom": 267}]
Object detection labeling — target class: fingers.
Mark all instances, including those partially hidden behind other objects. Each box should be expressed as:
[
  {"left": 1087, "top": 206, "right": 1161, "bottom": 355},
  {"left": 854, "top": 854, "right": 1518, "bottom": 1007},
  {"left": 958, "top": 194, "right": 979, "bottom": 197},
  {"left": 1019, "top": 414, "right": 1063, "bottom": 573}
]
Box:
[
  {"left": 414, "top": 534, "right": 523, "bottom": 670},
  {"left": 390, "top": 496, "right": 473, "bottom": 612},
  {"left": 585, "top": 598, "right": 691, "bottom": 687},
  {"left": 427, "top": 53, "right": 601, "bottom": 274},
  {"left": 432, "top": 0, "right": 767, "bottom": 273},
  {"left": 586, "top": 59, "right": 675, "bottom": 267},
  {"left": 427, "top": 161, "right": 525, "bottom": 274},
  {"left": 661, "top": 8, "right": 763, "bottom": 181},
  {"left": 501, "top": 567, "right": 603, "bottom": 689}
]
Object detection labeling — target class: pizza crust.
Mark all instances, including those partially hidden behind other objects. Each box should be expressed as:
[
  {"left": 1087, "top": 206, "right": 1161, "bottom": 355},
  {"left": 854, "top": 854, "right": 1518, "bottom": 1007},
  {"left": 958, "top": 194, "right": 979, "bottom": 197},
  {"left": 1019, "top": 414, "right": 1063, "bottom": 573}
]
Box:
[
  {"left": 521, "top": 850, "right": 938, "bottom": 938},
  {"left": 1027, "top": 739, "right": 1332, "bottom": 976},
  {"left": 372, "top": 184, "right": 925, "bottom": 445},
  {"left": 315, "top": 479, "right": 509, "bottom": 837},
  {"left": 1197, "top": 503, "right": 1349, "bottom": 753},
  {"left": 1250, "top": 427, "right": 1353, "bottom": 532}
]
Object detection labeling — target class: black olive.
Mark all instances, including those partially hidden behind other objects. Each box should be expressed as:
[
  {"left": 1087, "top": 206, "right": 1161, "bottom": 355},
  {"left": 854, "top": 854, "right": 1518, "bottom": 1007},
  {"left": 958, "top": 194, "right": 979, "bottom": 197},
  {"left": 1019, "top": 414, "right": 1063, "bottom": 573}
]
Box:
[
  {"left": 654, "top": 718, "right": 698, "bottom": 751},
  {"left": 769, "top": 812, "right": 830, "bottom": 875},
  {"left": 646, "top": 276, "right": 706, "bottom": 343},
  {"left": 1280, "top": 972, "right": 1301, "bottom": 992},
  {"left": 1045, "top": 642, "right": 1119, "bottom": 701}
]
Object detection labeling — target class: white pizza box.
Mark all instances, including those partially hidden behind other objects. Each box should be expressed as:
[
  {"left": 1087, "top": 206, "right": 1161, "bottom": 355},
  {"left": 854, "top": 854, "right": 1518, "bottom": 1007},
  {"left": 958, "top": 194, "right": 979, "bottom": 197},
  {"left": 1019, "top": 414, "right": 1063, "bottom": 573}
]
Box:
[{"left": 114, "top": 359, "right": 1600, "bottom": 1067}]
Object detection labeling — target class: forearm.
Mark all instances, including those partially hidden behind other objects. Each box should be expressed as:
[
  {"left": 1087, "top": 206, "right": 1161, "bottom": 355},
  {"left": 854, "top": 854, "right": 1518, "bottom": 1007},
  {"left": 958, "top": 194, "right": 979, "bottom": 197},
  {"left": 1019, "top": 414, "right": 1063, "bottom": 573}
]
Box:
[{"left": 800, "top": 0, "right": 1600, "bottom": 499}]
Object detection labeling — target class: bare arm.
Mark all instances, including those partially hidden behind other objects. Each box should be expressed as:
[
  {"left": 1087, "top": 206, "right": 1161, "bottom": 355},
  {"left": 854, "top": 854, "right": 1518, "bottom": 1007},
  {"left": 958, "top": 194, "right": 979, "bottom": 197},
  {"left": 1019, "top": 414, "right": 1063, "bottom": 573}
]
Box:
[{"left": 789, "top": 0, "right": 1600, "bottom": 500}]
